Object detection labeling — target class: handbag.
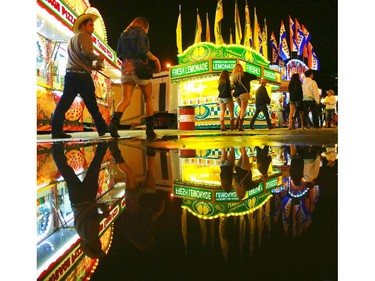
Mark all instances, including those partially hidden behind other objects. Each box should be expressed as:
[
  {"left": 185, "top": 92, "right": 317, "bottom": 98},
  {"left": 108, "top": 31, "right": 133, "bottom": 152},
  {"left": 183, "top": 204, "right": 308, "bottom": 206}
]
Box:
[{"left": 134, "top": 59, "right": 155, "bottom": 79}]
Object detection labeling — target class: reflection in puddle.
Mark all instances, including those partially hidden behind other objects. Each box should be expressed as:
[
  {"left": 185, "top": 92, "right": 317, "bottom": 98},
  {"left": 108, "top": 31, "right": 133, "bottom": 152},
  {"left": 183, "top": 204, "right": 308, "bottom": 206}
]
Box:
[{"left": 37, "top": 141, "right": 337, "bottom": 281}]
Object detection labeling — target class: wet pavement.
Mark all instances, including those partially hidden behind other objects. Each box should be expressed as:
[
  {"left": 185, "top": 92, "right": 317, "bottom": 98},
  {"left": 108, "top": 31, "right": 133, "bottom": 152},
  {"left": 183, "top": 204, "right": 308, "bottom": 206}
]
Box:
[{"left": 36, "top": 127, "right": 338, "bottom": 281}]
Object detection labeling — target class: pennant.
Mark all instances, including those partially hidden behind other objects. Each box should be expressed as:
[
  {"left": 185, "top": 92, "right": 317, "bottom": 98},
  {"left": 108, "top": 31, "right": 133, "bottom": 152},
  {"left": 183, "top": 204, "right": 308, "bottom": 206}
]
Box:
[
  {"left": 262, "top": 18, "right": 268, "bottom": 60},
  {"left": 194, "top": 9, "right": 202, "bottom": 44},
  {"left": 295, "top": 18, "right": 305, "bottom": 56},
  {"left": 302, "top": 24, "right": 311, "bottom": 58},
  {"left": 206, "top": 13, "right": 211, "bottom": 42},
  {"left": 279, "top": 20, "right": 290, "bottom": 61},
  {"left": 269, "top": 31, "right": 278, "bottom": 64},
  {"left": 176, "top": 5, "right": 183, "bottom": 54},
  {"left": 289, "top": 15, "right": 298, "bottom": 54},
  {"left": 253, "top": 7, "right": 260, "bottom": 52},
  {"left": 243, "top": 0, "right": 252, "bottom": 47},
  {"left": 214, "top": 0, "right": 224, "bottom": 44},
  {"left": 234, "top": 0, "right": 242, "bottom": 44}
]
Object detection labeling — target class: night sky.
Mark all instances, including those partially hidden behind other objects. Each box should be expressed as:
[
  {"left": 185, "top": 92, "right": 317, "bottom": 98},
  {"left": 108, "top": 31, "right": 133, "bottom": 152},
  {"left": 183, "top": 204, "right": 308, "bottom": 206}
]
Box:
[{"left": 90, "top": 0, "right": 337, "bottom": 89}]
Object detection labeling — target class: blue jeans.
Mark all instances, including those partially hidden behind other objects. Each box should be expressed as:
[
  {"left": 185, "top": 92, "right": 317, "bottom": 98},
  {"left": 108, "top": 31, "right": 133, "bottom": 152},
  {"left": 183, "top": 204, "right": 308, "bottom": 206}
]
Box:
[
  {"left": 325, "top": 109, "right": 335, "bottom": 127},
  {"left": 51, "top": 72, "right": 107, "bottom": 134}
]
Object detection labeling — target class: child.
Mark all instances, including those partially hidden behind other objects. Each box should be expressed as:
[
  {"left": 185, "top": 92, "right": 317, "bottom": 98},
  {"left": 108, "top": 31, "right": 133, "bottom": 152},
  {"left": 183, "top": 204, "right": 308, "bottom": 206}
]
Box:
[
  {"left": 323, "top": 90, "right": 337, "bottom": 128},
  {"left": 276, "top": 97, "right": 285, "bottom": 128}
]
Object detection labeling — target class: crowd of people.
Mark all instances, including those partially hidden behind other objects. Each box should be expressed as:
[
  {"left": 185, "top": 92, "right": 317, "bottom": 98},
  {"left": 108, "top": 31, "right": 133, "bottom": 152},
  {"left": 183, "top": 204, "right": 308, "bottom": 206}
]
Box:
[{"left": 217, "top": 66, "right": 337, "bottom": 131}]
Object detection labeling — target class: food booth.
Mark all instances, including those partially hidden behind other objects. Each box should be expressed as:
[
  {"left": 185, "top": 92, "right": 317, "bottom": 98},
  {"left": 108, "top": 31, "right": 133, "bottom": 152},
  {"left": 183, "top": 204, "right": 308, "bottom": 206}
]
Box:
[{"left": 170, "top": 42, "right": 281, "bottom": 129}]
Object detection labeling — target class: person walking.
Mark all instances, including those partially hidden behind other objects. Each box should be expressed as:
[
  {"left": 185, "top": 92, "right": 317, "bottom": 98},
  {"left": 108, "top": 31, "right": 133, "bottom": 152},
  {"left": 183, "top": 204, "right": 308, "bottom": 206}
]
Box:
[
  {"left": 231, "top": 64, "right": 257, "bottom": 131},
  {"left": 288, "top": 73, "right": 304, "bottom": 130},
  {"left": 323, "top": 89, "right": 337, "bottom": 128},
  {"left": 302, "top": 70, "right": 320, "bottom": 129},
  {"left": 109, "top": 17, "right": 161, "bottom": 140},
  {"left": 51, "top": 13, "right": 108, "bottom": 139},
  {"left": 249, "top": 78, "right": 273, "bottom": 130},
  {"left": 217, "top": 70, "right": 234, "bottom": 131},
  {"left": 52, "top": 142, "right": 109, "bottom": 258}
]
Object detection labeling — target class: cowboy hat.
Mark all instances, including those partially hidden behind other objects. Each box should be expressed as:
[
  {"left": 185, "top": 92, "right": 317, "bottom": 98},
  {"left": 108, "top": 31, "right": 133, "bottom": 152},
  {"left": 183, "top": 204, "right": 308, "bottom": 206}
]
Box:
[
  {"left": 73, "top": 13, "right": 98, "bottom": 34},
  {"left": 326, "top": 89, "right": 335, "bottom": 95}
]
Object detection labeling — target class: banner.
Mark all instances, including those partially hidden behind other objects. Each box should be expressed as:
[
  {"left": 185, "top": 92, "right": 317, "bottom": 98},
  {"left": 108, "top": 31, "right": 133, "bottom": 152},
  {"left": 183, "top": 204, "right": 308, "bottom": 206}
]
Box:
[
  {"left": 253, "top": 7, "right": 260, "bottom": 52},
  {"left": 176, "top": 5, "right": 182, "bottom": 54},
  {"left": 262, "top": 18, "right": 268, "bottom": 60},
  {"left": 214, "top": 0, "right": 224, "bottom": 44},
  {"left": 269, "top": 31, "right": 278, "bottom": 64},
  {"left": 308, "top": 42, "right": 320, "bottom": 70},
  {"left": 279, "top": 20, "right": 290, "bottom": 61},
  {"left": 289, "top": 15, "right": 298, "bottom": 53},
  {"left": 194, "top": 9, "right": 202, "bottom": 44},
  {"left": 302, "top": 24, "right": 311, "bottom": 58},
  {"left": 234, "top": 0, "right": 242, "bottom": 44},
  {"left": 243, "top": 0, "right": 252, "bottom": 47},
  {"left": 295, "top": 18, "right": 305, "bottom": 56},
  {"left": 206, "top": 13, "right": 211, "bottom": 42}
]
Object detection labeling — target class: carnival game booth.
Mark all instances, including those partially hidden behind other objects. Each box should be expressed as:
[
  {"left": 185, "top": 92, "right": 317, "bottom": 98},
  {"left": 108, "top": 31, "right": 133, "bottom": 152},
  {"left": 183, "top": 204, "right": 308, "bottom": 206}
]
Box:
[
  {"left": 37, "top": 142, "right": 126, "bottom": 281},
  {"left": 170, "top": 42, "right": 281, "bottom": 130},
  {"left": 37, "top": 0, "right": 121, "bottom": 133}
]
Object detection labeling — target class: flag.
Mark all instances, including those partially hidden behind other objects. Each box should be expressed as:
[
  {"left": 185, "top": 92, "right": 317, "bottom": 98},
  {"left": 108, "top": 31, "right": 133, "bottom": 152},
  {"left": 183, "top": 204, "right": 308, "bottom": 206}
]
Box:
[
  {"left": 229, "top": 28, "right": 233, "bottom": 44},
  {"left": 269, "top": 31, "right": 278, "bottom": 64},
  {"left": 243, "top": 0, "right": 251, "bottom": 47},
  {"left": 302, "top": 24, "right": 311, "bottom": 58},
  {"left": 253, "top": 7, "right": 260, "bottom": 52},
  {"left": 194, "top": 9, "right": 202, "bottom": 44},
  {"left": 295, "top": 18, "right": 305, "bottom": 56},
  {"left": 176, "top": 5, "right": 182, "bottom": 54},
  {"left": 289, "top": 15, "right": 297, "bottom": 53},
  {"left": 262, "top": 18, "right": 268, "bottom": 60},
  {"left": 206, "top": 13, "right": 211, "bottom": 42},
  {"left": 308, "top": 42, "right": 320, "bottom": 70},
  {"left": 214, "top": 0, "right": 224, "bottom": 44},
  {"left": 279, "top": 20, "right": 290, "bottom": 61},
  {"left": 234, "top": 0, "right": 242, "bottom": 44}
]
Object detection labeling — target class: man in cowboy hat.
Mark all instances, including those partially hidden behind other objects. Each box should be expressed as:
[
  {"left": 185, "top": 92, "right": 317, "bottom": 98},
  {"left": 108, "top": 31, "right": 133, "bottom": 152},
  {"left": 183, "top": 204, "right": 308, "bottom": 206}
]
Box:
[{"left": 51, "top": 13, "right": 108, "bottom": 139}]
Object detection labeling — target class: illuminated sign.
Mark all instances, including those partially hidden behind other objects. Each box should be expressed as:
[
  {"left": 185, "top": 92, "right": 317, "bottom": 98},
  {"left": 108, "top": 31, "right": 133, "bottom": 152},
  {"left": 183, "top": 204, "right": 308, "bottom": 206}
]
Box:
[
  {"left": 215, "top": 191, "right": 239, "bottom": 202},
  {"left": 170, "top": 61, "right": 210, "bottom": 79},
  {"left": 212, "top": 59, "right": 237, "bottom": 71},
  {"left": 265, "top": 176, "right": 282, "bottom": 190},
  {"left": 248, "top": 183, "right": 263, "bottom": 197},
  {"left": 174, "top": 185, "right": 213, "bottom": 201},
  {"left": 244, "top": 62, "right": 261, "bottom": 76},
  {"left": 263, "top": 68, "right": 279, "bottom": 82}
]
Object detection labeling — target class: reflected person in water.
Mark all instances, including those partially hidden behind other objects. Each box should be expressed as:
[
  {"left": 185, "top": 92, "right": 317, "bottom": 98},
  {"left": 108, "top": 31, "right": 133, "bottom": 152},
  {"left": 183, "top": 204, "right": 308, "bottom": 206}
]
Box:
[
  {"left": 52, "top": 142, "right": 109, "bottom": 259},
  {"left": 234, "top": 147, "right": 258, "bottom": 200},
  {"left": 255, "top": 145, "right": 272, "bottom": 178},
  {"left": 108, "top": 140, "right": 165, "bottom": 252},
  {"left": 220, "top": 147, "right": 235, "bottom": 193}
]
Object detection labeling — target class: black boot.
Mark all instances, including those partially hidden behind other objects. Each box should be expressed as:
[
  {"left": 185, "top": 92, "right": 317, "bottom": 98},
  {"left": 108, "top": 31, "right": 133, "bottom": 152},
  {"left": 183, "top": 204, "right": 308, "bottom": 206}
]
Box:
[
  {"left": 108, "top": 140, "right": 125, "bottom": 163},
  {"left": 145, "top": 116, "right": 157, "bottom": 141},
  {"left": 109, "top": 112, "right": 123, "bottom": 138}
]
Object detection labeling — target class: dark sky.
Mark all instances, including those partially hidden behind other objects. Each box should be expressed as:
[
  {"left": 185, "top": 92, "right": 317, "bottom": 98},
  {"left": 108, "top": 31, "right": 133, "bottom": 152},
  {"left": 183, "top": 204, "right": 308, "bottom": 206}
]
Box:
[{"left": 90, "top": 0, "right": 337, "bottom": 87}]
